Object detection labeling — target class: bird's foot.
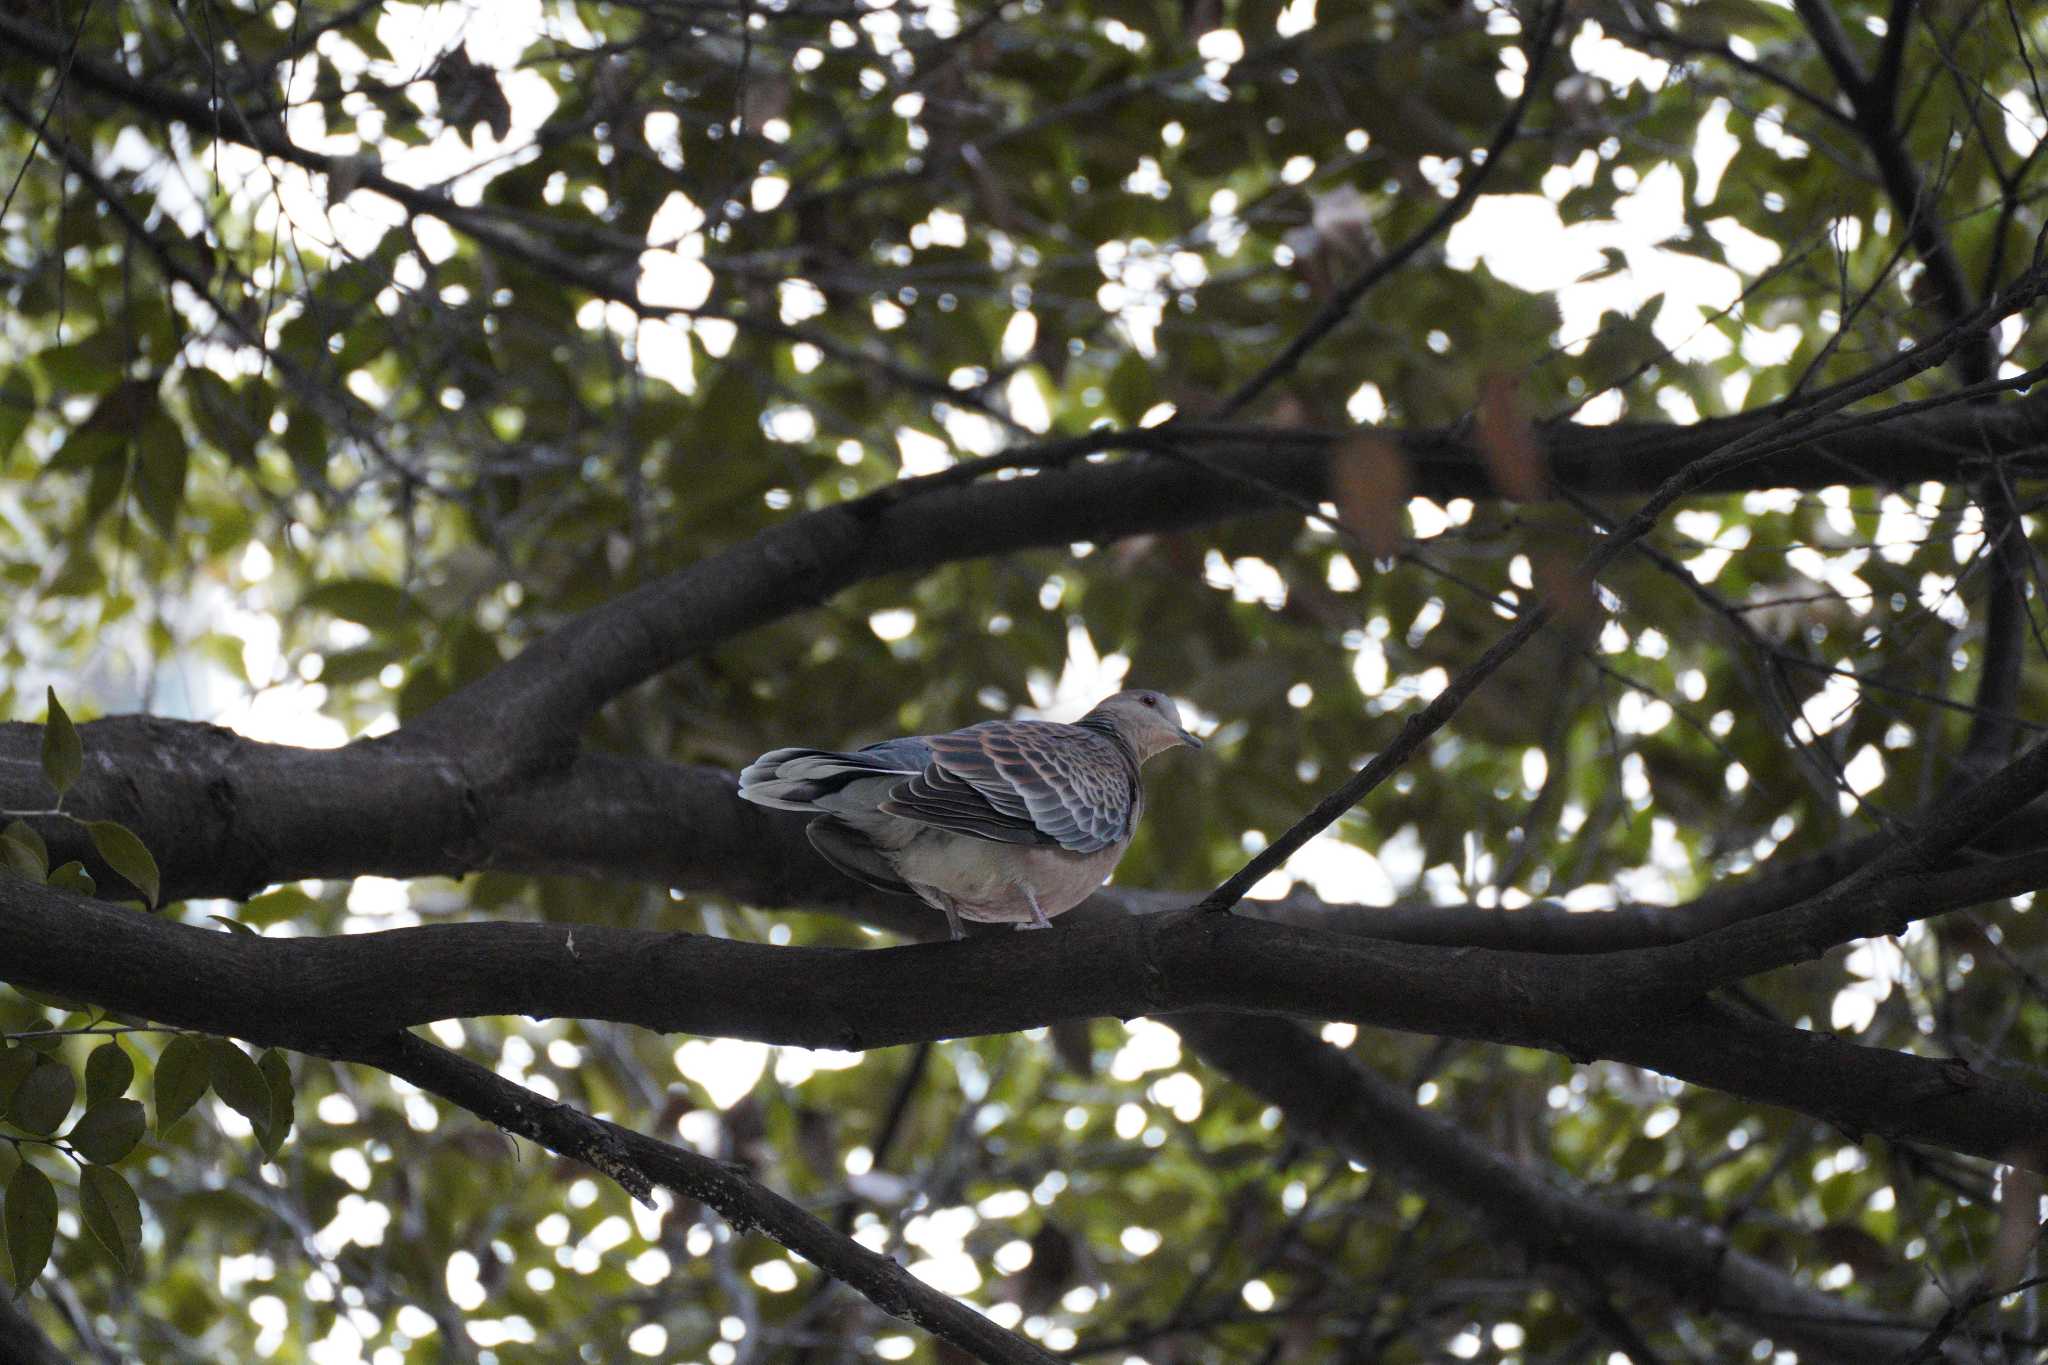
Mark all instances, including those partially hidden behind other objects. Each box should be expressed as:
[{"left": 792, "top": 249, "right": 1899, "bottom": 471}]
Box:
[{"left": 1018, "top": 889, "right": 1053, "bottom": 930}]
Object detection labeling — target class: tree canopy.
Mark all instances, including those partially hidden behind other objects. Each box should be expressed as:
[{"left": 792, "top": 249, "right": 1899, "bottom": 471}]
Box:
[{"left": 2, "top": 0, "right": 2048, "bottom": 1359}]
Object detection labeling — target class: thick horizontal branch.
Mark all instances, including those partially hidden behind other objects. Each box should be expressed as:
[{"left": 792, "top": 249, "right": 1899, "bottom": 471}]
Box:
[
  {"left": 17, "top": 714, "right": 2048, "bottom": 957},
  {"left": 333, "top": 1031, "right": 1056, "bottom": 1365},
  {"left": 406, "top": 386, "right": 2048, "bottom": 761},
  {"left": 7, "top": 874, "right": 2045, "bottom": 1169},
  {"left": 1177, "top": 1014, "right": 1967, "bottom": 1363},
  {"left": 0, "top": 715, "right": 1745, "bottom": 941},
  {"left": 0, "top": 720, "right": 882, "bottom": 915},
  {"left": 10, "top": 713, "right": 2048, "bottom": 1175}
]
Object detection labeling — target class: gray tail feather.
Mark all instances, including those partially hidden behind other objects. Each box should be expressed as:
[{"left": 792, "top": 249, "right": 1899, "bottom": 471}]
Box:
[
  {"left": 806, "top": 817, "right": 915, "bottom": 896},
  {"left": 738, "top": 746, "right": 917, "bottom": 812}
]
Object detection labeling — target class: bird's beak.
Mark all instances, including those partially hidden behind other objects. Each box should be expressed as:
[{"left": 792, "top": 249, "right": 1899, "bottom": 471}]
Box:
[{"left": 1177, "top": 727, "right": 1203, "bottom": 750}]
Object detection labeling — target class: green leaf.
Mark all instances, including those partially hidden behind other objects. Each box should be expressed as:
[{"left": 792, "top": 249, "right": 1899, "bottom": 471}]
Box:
[
  {"left": 70, "top": 376, "right": 157, "bottom": 440},
  {"left": 134, "top": 410, "right": 189, "bottom": 538},
  {"left": 9, "top": 1060, "right": 75, "bottom": 1136},
  {"left": 256, "top": 1050, "right": 294, "bottom": 1159},
  {"left": 33, "top": 333, "right": 119, "bottom": 393},
  {"left": 300, "top": 579, "right": 421, "bottom": 631},
  {"left": 279, "top": 408, "right": 329, "bottom": 486},
  {"left": 0, "top": 822, "right": 46, "bottom": 883},
  {"left": 46, "top": 862, "right": 95, "bottom": 896},
  {"left": 205, "top": 1040, "right": 271, "bottom": 1131},
  {"left": 206, "top": 914, "right": 259, "bottom": 937},
  {"left": 78, "top": 1166, "right": 140, "bottom": 1272},
  {"left": 85, "top": 822, "right": 159, "bottom": 908},
  {"left": 315, "top": 645, "right": 397, "bottom": 688},
  {"left": 0, "top": 1048, "right": 35, "bottom": 1113},
  {"left": 84, "top": 1042, "right": 133, "bottom": 1106},
  {"left": 81, "top": 443, "right": 128, "bottom": 524},
  {"left": 41, "top": 687, "right": 81, "bottom": 800},
  {"left": 0, "top": 370, "right": 32, "bottom": 470},
  {"left": 236, "top": 887, "right": 322, "bottom": 927},
  {"left": 154, "top": 1037, "right": 210, "bottom": 1136},
  {"left": 1105, "top": 350, "right": 1156, "bottom": 424},
  {"left": 183, "top": 369, "right": 274, "bottom": 468},
  {"left": 3, "top": 1161, "right": 56, "bottom": 1292},
  {"left": 68, "top": 1098, "right": 146, "bottom": 1165}
]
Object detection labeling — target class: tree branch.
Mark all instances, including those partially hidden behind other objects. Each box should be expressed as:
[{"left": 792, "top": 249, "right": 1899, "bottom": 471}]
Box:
[
  {"left": 1213, "top": 0, "right": 1566, "bottom": 417},
  {"left": 0, "top": 1295, "right": 70, "bottom": 1365},
  {"left": 0, "top": 717, "right": 846, "bottom": 908},
  {"left": 1197, "top": 322, "right": 2048, "bottom": 915},
  {"left": 1616, "top": 19, "right": 1856, "bottom": 130},
  {"left": 1792, "top": 0, "right": 2027, "bottom": 775},
  {"left": 17, "top": 707, "right": 2048, "bottom": 957},
  {"left": 0, "top": 11, "right": 991, "bottom": 416},
  {"left": 1796, "top": 0, "right": 1980, "bottom": 356},
  {"left": 9, "top": 864, "right": 2048, "bottom": 1168},
  {"left": 1650, "top": 726, "right": 2048, "bottom": 993},
  {"left": 331, "top": 1030, "right": 1058, "bottom": 1365},
  {"left": 1175, "top": 1013, "right": 1975, "bottom": 1363},
  {"left": 409, "top": 373, "right": 2048, "bottom": 771}
]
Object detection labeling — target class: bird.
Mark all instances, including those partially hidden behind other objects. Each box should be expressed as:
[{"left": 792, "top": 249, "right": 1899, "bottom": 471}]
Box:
[{"left": 738, "top": 690, "right": 1203, "bottom": 939}]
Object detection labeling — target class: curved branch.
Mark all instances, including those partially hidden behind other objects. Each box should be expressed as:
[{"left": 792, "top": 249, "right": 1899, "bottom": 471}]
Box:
[
  {"left": 8, "top": 868, "right": 2048, "bottom": 1168},
  {"left": 1790, "top": 0, "right": 2027, "bottom": 776},
  {"left": 406, "top": 377, "right": 2048, "bottom": 768},
  {"left": 0, "top": 1296, "right": 69, "bottom": 1365},
  {"left": 0, "top": 720, "right": 889, "bottom": 916},
  {"left": 1176, "top": 1014, "right": 1973, "bottom": 1363},
  {"left": 334, "top": 1030, "right": 1057, "bottom": 1365},
  {"left": 1617, "top": 20, "right": 1857, "bottom": 129},
  {"left": 1197, "top": 342, "right": 2048, "bottom": 916},
  {"left": 17, "top": 710, "right": 2048, "bottom": 955},
  {"left": 1793, "top": 0, "right": 1988, "bottom": 380}
]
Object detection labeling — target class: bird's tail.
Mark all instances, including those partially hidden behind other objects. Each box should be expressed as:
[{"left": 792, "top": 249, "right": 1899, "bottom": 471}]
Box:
[{"left": 737, "top": 747, "right": 917, "bottom": 811}]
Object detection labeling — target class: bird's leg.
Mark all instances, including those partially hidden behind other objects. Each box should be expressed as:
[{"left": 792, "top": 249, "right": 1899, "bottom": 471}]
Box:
[
  {"left": 911, "top": 881, "right": 968, "bottom": 941},
  {"left": 1017, "top": 887, "right": 1053, "bottom": 931},
  {"left": 936, "top": 893, "right": 966, "bottom": 942}
]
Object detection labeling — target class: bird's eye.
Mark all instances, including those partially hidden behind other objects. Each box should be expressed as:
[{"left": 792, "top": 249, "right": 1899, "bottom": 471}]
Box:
[{"left": 1141, "top": 695, "right": 1157, "bottom": 707}]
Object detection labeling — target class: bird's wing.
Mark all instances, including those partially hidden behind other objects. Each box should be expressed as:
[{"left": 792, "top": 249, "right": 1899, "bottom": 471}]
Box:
[
  {"left": 805, "top": 817, "right": 917, "bottom": 896},
  {"left": 881, "top": 720, "right": 1137, "bottom": 854}
]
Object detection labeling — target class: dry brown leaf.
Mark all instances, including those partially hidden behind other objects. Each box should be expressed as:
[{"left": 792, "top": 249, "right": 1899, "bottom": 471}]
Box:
[
  {"left": 1332, "top": 434, "right": 1410, "bottom": 560},
  {"left": 1476, "top": 374, "right": 1548, "bottom": 501},
  {"left": 1110, "top": 533, "right": 1159, "bottom": 573},
  {"left": 1991, "top": 1161, "right": 2045, "bottom": 1291},
  {"left": 1533, "top": 548, "right": 1598, "bottom": 637},
  {"left": 1267, "top": 391, "right": 1312, "bottom": 429}
]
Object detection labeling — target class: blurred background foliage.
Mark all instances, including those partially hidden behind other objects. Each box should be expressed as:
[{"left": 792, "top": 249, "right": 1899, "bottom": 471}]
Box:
[{"left": 2, "top": 0, "right": 2047, "bottom": 1358}]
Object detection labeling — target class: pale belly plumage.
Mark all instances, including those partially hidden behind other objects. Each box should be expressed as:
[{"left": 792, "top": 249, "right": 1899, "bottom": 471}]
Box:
[{"left": 892, "top": 828, "right": 1128, "bottom": 924}]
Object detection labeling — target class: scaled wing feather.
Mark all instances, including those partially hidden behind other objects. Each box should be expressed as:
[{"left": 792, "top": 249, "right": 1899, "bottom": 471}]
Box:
[{"left": 882, "top": 720, "right": 1136, "bottom": 853}]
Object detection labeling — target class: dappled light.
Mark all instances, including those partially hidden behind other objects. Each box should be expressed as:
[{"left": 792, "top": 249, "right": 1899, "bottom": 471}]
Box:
[{"left": 0, "top": 0, "right": 2046, "bottom": 1360}]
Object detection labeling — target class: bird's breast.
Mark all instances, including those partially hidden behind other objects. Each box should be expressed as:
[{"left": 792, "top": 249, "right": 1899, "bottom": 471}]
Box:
[{"left": 894, "top": 831, "right": 1130, "bottom": 924}]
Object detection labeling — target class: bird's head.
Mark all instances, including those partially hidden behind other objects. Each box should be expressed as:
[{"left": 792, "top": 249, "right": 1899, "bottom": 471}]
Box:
[{"left": 1086, "top": 689, "right": 1204, "bottom": 760}]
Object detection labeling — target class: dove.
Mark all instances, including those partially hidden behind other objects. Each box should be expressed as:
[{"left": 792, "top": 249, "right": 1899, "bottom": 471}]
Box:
[{"left": 738, "top": 690, "right": 1202, "bottom": 938}]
